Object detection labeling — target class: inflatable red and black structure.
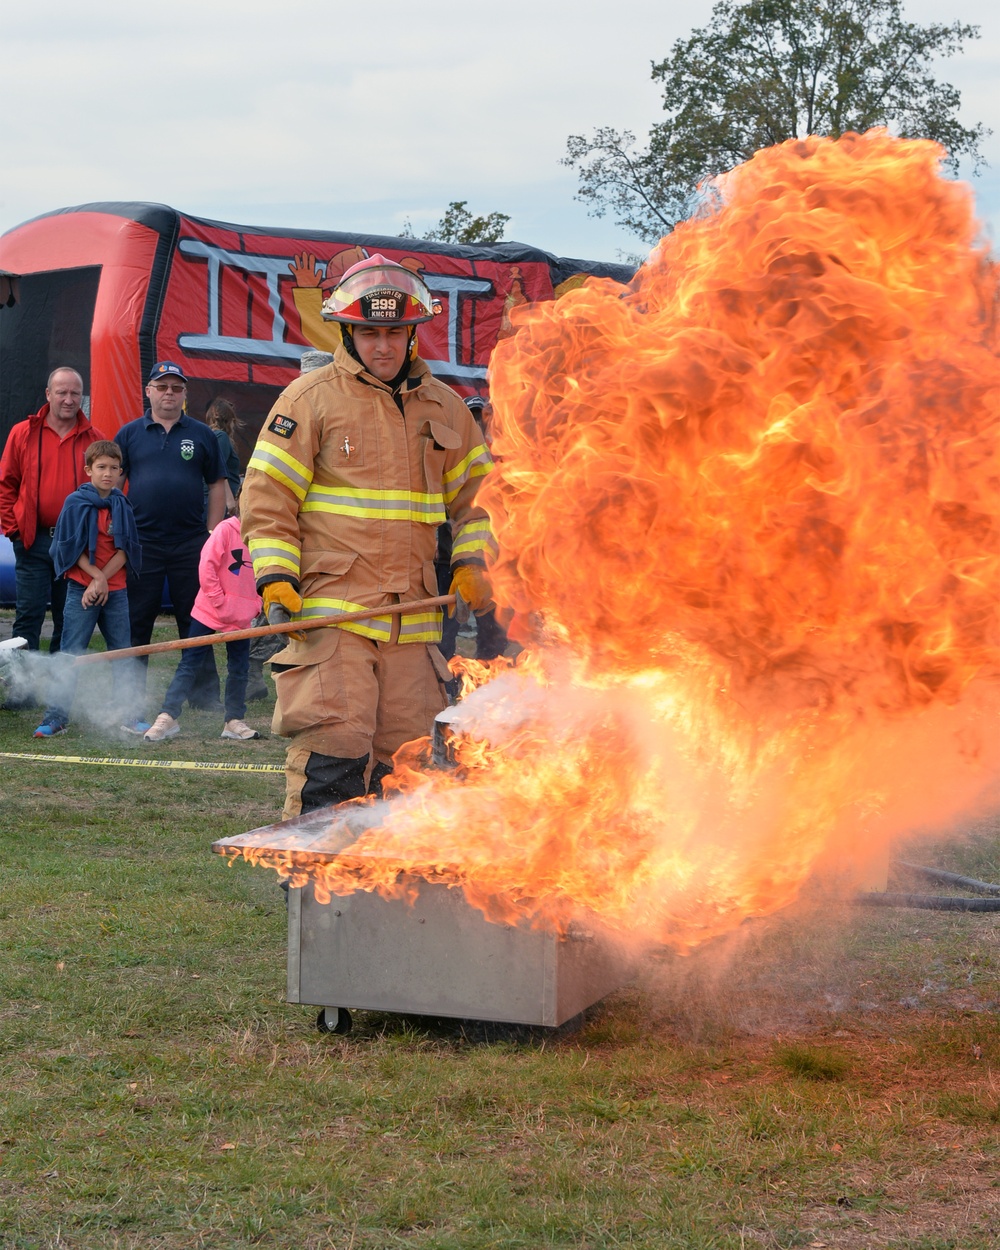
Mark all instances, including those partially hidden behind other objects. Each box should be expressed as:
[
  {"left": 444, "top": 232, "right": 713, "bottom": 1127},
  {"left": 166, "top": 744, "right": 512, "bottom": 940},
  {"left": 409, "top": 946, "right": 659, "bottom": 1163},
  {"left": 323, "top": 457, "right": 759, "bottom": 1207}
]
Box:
[{"left": 0, "top": 201, "right": 633, "bottom": 464}]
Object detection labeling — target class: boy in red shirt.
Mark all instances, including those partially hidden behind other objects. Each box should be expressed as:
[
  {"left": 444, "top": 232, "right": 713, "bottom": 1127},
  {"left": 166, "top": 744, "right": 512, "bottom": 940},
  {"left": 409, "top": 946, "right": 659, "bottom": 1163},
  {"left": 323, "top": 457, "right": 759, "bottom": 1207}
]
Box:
[{"left": 33, "top": 441, "right": 142, "bottom": 737}]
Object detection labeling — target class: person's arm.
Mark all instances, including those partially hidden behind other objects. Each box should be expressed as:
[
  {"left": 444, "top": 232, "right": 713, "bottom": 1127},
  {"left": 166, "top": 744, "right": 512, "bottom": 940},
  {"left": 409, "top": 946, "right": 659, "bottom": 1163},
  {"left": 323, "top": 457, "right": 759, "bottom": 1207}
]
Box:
[
  {"left": 240, "top": 387, "right": 314, "bottom": 641},
  {"left": 75, "top": 551, "right": 112, "bottom": 607},
  {"left": 99, "top": 549, "right": 126, "bottom": 579},
  {"left": 0, "top": 428, "right": 24, "bottom": 538},
  {"left": 206, "top": 478, "right": 226, "bottom": 531},
  {"left": 116, "top": 429, "right": 130, "bottom": 487},
  {"left": 75, "top": 537, "right": 126, "bottom": 607},
  {"left": 197, "top": 523, "right": 228, "bottom": 611},
  {"left": 203, "top": 425, "right": 228, "bottom": 531},
  {"left": 292, "top": 285, "right": 343, "bottom": 355},
  {"left": 446, "top": 402, "right": 497, "bottom": 568}
]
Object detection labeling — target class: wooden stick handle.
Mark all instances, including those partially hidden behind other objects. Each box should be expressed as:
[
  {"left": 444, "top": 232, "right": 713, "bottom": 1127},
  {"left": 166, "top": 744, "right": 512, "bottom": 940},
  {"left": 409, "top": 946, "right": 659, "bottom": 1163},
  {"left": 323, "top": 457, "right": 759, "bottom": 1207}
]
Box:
[{"left": 73, "top": 595, "right": 457, "bottom": 665}]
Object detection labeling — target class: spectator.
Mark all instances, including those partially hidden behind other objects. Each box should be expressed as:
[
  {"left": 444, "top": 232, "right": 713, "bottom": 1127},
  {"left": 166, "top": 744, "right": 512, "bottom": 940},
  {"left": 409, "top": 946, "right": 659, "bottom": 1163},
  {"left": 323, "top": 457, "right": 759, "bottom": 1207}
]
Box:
[
  {"left": 144, "top": 502, "right": 262, "bottom": 743},
  {"left": 205, "top": 398, "right": 242, "bottom": 508},
  {"left": 32, "top": 440, "right": 142, "bottom": 737},
  {"left": 115, "top": 362, "right": 226, "bottom": 728},
  {"left": 0, "top": 367, "right": 109, "bottom": 672}
]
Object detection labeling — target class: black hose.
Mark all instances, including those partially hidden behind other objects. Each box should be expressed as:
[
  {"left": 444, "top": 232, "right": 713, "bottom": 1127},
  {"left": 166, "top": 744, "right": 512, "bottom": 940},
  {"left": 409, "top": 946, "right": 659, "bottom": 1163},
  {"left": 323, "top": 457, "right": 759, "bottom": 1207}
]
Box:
[
  {"left": 856, "top": 892, "right": 1000, "bottom": 912},
  {"left": 894, "top": 860, "right": 1000, "bottom": 897}
]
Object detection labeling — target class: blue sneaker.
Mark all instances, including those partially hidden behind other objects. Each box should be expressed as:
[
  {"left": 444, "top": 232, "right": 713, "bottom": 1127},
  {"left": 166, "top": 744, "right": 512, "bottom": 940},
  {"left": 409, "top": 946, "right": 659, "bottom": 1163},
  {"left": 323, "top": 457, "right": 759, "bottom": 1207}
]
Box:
[
  {"left": 33, "top": 718, "right": 67, "bottom": 738},
  {"left": 120, "top": 718, "right": 152, "bottom": 735}
]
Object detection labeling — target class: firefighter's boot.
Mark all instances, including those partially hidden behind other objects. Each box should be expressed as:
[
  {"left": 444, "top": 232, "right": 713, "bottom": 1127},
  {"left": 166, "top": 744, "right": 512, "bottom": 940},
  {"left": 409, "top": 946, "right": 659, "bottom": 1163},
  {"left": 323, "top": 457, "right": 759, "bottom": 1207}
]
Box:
[{"left": 285, "top": 747, "right": 370, "bottom": 818}]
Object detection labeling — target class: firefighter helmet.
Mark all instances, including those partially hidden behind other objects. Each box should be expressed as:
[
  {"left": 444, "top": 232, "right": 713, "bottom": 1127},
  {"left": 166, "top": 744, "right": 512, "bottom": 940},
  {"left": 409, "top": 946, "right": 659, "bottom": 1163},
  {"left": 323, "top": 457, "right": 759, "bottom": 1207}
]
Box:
[{"left": 322, "top": 254, "right": 436, "bottom": 326}]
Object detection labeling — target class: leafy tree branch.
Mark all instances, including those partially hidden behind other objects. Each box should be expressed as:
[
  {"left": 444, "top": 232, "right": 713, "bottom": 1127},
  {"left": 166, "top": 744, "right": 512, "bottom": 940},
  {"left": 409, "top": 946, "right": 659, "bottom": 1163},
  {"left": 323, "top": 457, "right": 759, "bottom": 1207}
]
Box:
[{"left": 564, "top": 0, "right": 988, "bottom": 244}]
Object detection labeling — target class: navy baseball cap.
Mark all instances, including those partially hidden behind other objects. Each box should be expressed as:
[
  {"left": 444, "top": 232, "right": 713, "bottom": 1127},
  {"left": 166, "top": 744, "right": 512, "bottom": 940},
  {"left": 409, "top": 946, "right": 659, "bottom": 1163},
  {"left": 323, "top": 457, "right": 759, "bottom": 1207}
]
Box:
[{"left": 148, "top": 361, "right": 188, "bottom": 383}]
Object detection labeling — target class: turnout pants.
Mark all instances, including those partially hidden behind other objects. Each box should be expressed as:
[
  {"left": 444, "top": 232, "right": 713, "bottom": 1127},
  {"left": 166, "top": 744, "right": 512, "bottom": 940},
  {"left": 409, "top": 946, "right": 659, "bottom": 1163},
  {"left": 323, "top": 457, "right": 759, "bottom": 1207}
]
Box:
[{"left": 274, "top": 628, "right": 449, "bottom": 818}]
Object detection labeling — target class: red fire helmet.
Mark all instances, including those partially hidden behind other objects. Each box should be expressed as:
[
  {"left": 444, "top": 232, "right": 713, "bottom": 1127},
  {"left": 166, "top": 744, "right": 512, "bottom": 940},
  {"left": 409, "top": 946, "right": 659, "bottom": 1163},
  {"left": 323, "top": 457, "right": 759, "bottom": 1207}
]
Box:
[{"left": 322, "top": 254, "right": 437, "bottom": 326}]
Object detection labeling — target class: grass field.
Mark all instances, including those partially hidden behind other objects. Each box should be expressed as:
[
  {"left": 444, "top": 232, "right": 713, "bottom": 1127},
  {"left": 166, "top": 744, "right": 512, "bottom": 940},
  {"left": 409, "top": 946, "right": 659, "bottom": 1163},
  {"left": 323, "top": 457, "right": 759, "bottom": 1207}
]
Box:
[{"left": 1, "top": 615, "right": 999, "bottom": 1249}]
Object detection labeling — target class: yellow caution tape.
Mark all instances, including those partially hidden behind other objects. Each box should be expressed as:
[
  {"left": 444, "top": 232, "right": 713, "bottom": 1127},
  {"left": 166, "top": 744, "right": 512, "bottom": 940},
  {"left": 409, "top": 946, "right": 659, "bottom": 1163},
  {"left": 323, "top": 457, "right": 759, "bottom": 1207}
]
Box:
[{"left": 0, "top": 752, "right": 283, "bottom": 773}]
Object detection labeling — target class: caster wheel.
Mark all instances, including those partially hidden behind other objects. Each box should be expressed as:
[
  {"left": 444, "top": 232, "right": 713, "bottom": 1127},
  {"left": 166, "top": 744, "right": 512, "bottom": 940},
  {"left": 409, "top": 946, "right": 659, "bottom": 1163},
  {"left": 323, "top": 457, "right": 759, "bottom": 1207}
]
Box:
[{"left": 316, "top": 1006, "right": 353, "bottom": 1036}]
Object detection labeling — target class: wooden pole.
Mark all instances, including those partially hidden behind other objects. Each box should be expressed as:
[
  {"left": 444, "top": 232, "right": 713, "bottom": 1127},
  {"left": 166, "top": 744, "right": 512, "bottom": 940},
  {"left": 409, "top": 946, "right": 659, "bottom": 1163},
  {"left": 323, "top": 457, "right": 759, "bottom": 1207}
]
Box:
[{"left": 74, "top": 595, "right": 457, "bottom": 665}]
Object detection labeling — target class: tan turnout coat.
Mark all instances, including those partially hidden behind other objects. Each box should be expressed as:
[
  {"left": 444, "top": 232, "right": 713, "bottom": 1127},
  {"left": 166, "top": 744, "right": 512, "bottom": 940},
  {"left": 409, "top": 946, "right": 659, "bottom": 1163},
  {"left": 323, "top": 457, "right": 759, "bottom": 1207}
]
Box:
[{"left": 239, "top": 347, "right": 495, "bottom": 769}]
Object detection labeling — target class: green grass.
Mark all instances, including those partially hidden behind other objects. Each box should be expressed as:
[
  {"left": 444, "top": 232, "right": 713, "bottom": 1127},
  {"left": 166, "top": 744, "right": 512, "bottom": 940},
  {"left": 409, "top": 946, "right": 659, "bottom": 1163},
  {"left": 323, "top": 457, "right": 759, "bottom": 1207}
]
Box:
[
  {"left": 2, "top": 614, "right": 1000, "bottom": 1248},
  {"left": 773, "top": 1046, "right": 850, "bottom": 1082}
]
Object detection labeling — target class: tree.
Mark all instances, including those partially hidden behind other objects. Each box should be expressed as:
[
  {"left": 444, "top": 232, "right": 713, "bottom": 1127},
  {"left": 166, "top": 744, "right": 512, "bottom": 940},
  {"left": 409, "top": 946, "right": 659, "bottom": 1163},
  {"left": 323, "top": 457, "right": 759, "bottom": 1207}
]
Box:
[
  {"left": 564, "top": 0, "right": 988, "bottom": 244},
  {"left": 403, "top": 201, "right": 510, "bottom": 245}
]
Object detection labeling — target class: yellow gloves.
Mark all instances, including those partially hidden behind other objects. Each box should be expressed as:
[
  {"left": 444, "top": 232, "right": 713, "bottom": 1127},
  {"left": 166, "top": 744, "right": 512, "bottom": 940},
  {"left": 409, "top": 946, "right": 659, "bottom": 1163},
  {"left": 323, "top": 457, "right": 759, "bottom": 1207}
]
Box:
[
  {"left": 262, "top": 581, "right": 305, "bottom": 641},
  {"left": 448, "top": 564, "right": 494, "bottom": 617}
]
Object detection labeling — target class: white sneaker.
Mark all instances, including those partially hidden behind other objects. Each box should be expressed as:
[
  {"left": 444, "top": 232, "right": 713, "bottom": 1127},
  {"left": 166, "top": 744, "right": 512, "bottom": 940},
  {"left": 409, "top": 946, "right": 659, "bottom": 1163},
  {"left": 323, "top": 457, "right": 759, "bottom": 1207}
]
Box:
[
  {"left": 144, "top": 713, "right": 180, "bottom": 742},
  {"left": 221, "top": 719, "right": 260, "bottom": 741}
]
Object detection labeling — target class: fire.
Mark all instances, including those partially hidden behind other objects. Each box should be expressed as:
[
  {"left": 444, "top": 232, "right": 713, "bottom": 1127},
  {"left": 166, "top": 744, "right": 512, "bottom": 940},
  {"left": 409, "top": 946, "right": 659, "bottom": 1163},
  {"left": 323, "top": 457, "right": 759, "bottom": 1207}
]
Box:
[{"left": 239, "top": 131, "right": 1000, "bottom": 951}]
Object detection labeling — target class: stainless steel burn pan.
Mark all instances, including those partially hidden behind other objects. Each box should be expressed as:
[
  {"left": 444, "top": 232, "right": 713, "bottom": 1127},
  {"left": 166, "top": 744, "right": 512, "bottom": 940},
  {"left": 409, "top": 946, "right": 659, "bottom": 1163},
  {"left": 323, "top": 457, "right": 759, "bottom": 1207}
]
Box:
[{"left": 213, "top": 808, "right": 634, "bottom": 1031}]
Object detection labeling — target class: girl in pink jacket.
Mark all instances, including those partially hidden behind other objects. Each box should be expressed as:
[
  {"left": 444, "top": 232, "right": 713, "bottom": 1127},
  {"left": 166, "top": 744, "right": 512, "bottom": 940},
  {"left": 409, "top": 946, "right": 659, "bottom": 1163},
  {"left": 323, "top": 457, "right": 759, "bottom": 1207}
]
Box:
[{"left": 144, "top": 513, "right": 262, "bottom": 742}]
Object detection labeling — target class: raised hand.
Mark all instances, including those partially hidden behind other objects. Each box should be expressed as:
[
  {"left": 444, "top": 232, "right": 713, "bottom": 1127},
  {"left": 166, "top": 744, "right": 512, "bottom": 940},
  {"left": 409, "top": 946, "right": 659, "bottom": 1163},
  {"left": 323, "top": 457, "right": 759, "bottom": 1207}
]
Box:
[{"left": 288, "top": 252, "right": 325, "bottom": 287}]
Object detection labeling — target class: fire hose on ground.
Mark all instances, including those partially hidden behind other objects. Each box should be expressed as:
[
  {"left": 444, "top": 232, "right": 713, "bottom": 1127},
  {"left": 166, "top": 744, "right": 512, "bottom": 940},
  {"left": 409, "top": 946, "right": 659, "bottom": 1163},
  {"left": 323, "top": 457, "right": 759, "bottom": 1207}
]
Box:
[{"left": 855, "top": 860, "right": 1000, "bottom": 912}]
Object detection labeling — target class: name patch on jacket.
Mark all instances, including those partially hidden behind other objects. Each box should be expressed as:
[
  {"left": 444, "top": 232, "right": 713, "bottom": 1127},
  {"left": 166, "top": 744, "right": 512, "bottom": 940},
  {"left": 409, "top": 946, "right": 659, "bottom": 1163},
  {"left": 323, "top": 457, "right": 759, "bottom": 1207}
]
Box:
[{"left": 268, "top": 415, "right": 297, "bottom": 439}]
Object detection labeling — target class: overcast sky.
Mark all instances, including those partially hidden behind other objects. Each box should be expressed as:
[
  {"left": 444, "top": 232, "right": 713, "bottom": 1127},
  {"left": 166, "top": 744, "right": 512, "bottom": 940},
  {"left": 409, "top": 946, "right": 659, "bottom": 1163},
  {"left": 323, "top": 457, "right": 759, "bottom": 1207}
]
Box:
[{"left": 2, "top": 0, "right": 998, "bottom": 263}]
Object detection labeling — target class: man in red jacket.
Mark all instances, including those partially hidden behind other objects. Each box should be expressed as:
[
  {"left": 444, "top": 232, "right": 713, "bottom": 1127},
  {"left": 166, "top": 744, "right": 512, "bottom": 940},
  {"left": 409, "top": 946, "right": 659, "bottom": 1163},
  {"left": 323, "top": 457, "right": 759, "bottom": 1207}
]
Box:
[{"left": 0, "top": 367, "right": 108, "bottom": 660}]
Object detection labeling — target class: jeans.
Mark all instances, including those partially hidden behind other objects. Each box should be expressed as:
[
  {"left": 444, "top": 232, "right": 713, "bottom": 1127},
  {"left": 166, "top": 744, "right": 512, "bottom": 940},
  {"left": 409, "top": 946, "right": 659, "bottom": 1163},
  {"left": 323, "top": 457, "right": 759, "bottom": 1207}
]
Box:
[
  {"left": 160, "top": 617, "right": 249, "bottom": 722},
  {"left": 127, "top": 535, "right": 219, "bottom": 705},
  {"left": 42, "top": 583, "right": 136, "bottom": 724},
  {"left": 12, "top": 531, "right": 67, "bottom": 652}
]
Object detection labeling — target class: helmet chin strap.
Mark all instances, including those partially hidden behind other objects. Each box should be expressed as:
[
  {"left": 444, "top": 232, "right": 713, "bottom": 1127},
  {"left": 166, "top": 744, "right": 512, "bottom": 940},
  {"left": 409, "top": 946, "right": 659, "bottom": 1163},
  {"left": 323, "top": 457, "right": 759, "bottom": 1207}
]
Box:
[
  {"left": 341, "top": 323, "right": 363, "bottom": 365},
  {"left": 342, "top": 324, "right": 417, "bottom": 390}
]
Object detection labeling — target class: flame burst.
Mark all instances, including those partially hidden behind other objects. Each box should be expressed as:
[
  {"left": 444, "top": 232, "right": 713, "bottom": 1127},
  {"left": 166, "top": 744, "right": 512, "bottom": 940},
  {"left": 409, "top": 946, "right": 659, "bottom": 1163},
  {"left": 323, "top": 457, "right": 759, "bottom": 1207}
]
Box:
[{"left": 248, "top": 131, "right": 1000, "bottom": 951}]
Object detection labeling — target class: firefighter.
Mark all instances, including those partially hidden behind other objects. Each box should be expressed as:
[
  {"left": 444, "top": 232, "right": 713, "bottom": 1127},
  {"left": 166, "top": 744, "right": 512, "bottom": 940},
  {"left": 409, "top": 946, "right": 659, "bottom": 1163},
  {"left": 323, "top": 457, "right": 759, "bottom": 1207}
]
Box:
[{"left": 240, "top": 256, "right": 496, "bottom": 817}]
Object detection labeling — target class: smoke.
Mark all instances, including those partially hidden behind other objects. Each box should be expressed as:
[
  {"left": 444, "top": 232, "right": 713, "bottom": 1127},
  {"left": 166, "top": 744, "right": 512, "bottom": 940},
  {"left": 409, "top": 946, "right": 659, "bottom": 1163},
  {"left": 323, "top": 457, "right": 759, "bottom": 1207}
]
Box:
[{"left": 0, "top": 647, "right": 144, "bottom": 733}]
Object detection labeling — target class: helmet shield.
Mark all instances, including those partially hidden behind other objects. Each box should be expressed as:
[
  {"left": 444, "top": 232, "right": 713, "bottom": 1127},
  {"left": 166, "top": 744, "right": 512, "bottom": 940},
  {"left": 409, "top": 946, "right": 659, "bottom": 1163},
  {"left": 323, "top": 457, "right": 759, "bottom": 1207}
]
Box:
[{"left": 323, "top": 261, "right": 436, "bottom": 326}]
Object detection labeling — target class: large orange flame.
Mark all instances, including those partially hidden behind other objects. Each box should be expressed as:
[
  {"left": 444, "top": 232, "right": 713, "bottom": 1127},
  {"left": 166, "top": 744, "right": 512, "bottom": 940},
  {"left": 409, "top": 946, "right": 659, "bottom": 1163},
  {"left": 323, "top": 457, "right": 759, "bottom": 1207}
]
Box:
[
  {"left": 240, "top": 131, "right": 1000, "bottom": 952},
  {"left": 488, "top": 130, "right": 999, "bottom": 710}
]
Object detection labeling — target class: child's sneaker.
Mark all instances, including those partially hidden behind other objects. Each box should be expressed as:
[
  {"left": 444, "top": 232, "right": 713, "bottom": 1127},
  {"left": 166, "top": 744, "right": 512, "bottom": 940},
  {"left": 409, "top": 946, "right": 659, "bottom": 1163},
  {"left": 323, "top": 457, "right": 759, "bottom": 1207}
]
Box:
[
  {"left": 120, "top": 718, "right": 152, "bottom": 735},
  {"left": 221, "top": 719, "right": 260, "bottom": 741},
  {"left": 144, "top": 713, "right": 180, "bottom": 742},
  {"left": 33, "top": 717, "right": 67, "bottom": 738}
]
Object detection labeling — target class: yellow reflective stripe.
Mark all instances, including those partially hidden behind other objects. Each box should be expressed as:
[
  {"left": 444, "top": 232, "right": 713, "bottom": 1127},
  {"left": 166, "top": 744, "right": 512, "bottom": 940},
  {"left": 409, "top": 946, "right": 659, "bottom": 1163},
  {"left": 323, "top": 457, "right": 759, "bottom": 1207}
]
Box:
[
  {"left": 301, "top": 484, "right": 446, "bottom": 524},
  {"left": 337, "top": 620, "right": 391, "bottom": 642},
  {"left": 300, "top": 597, "right": 393, "bottom": 641},
  {"left": 247, "top": 538, "right": 301, "bottom": 560},
  {"left": 398, "top": 611, "right": 442, "bottom": 643},
  {"left": 399, "top": 612, "right": 441, "bottom": 625},
  {"left": 442, "top": 444, "right": 492, "bottom": 503},
  {"left": 247, "top": 537, "right": 301, "bottom": 579},
  {"left": 251, "top": 554, "right": 300, "bottom": 577},
  {"left": 248, "top": 445, "right": 313, "bottom": 501},
  {"left": 398, "top": 627, "right": 442, "bottom": 643},
  {"left": 452, "top": 520, "right": 497, "bottom": 560},
  {"left": 296, "top": 601, "right": 442, "bottom": 644},
  {"left": 442, "top": 443, "right": 490, "bottom": 487},
  {"left": 300, "top": 503, "right": 445, "bottom": 522}
]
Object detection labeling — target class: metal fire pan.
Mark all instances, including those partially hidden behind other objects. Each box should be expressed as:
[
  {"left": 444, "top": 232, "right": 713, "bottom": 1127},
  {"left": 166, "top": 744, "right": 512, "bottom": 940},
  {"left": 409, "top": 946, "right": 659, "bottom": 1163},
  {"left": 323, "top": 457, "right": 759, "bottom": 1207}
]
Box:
[{"left": 214, "top": 810, "right": 634, "bottom": 1029}]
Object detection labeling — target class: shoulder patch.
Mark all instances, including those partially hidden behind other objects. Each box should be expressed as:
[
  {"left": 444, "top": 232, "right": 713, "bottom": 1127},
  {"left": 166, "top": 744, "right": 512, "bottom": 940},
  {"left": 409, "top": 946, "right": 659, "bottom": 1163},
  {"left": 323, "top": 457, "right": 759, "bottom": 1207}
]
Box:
[{"left": 268, "top": 415, "right": 297, "bottom": 439}]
